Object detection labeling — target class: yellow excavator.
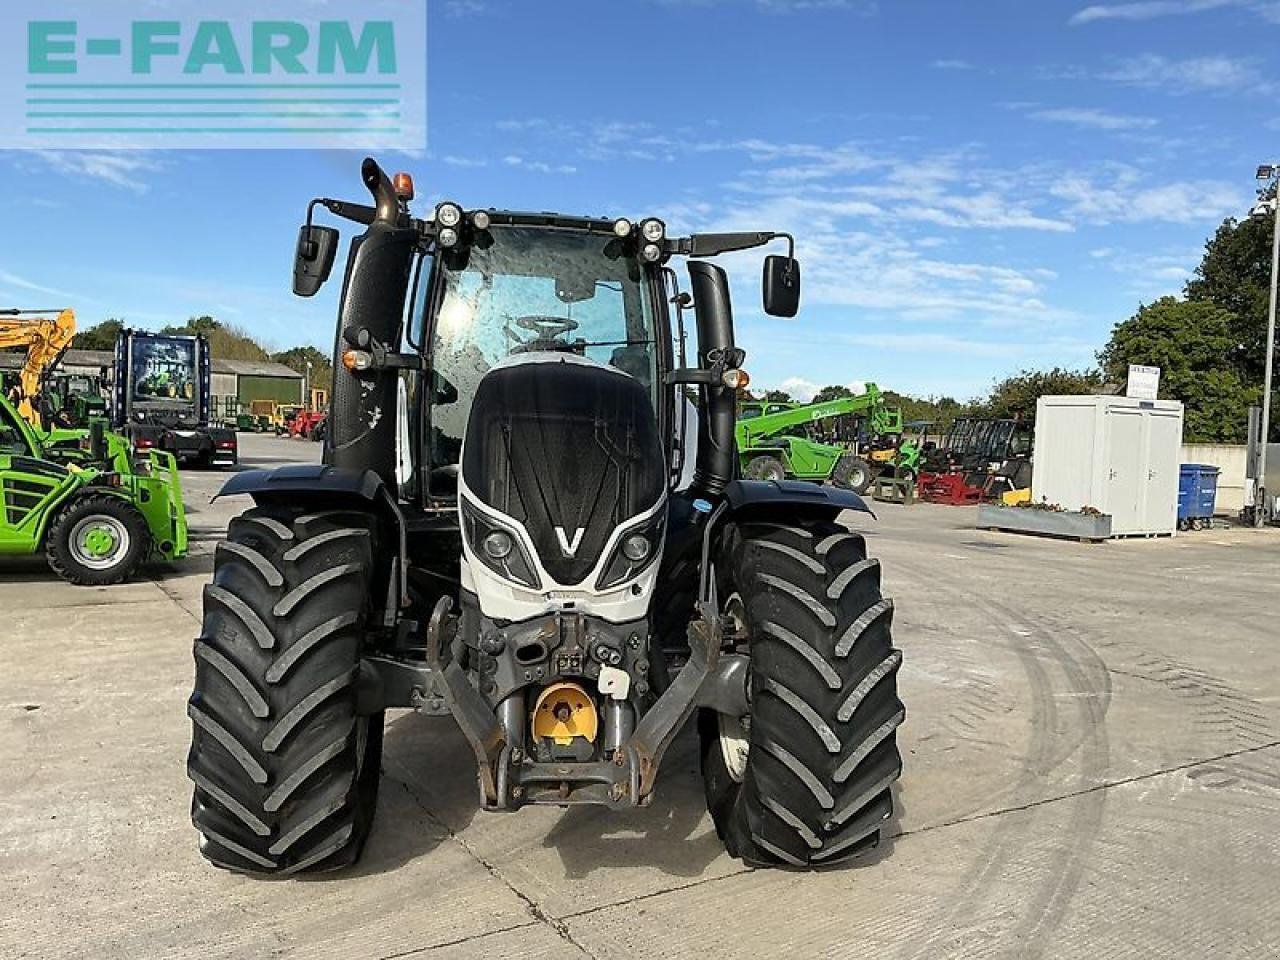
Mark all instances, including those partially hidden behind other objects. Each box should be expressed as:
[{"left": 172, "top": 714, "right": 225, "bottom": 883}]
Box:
[{"left": 0, "top": 308, "right": 76, "bottom": 429}]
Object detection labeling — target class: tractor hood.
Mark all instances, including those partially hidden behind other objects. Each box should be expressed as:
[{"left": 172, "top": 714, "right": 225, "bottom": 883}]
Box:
[{"left": 459, "top": 353, "right": 665, "bottom": 587}]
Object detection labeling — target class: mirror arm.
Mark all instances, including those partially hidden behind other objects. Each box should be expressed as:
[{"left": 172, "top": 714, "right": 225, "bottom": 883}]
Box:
[{"left": 667, "top": 231, "right": 795, "bottom": 260}]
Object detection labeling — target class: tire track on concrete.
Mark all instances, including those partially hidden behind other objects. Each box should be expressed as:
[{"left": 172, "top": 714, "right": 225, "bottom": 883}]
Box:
[
  {"left": 891, "top": 555, "right": 1111, "bottom": 959},
  {"left": 1094, "top": 638, "right": 1275, "bottom": 748}
]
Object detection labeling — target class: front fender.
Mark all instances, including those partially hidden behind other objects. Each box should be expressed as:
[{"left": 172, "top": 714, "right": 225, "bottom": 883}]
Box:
[
  {"left": 214, "top": 464, "right": 406, "bottom": 613},
  {"left": 215, "top": 464, "right": 385, "bottom": 502},
  {"left": 660, "top": 480, "right": 874, "bottom": 618},
  {"left": 722, "top": 478, "right": 873, "bottom": 522}
]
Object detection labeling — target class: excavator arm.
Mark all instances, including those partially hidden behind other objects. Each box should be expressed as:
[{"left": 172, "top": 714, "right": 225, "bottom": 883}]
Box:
[{"left": 0, "top": 308, "right": 77, "bottom": 429}]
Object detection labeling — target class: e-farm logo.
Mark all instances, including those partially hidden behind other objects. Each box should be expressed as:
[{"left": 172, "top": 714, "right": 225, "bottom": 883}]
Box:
[{"left": 1, "top": 1, "right": 425, "bottom": 149}]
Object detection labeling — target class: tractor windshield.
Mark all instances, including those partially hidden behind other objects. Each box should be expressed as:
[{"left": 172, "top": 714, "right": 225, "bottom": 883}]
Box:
[{"left": 422, "top": 225, "right": 659, "bottom": 478}]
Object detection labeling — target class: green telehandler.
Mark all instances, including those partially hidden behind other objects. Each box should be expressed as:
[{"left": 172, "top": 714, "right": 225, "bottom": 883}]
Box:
[
  {"left": 736, "top": 383, "right": 918, "bottom": 493},
  {"left": 0, "top": 391, "right": 188, "bottom": 584}
]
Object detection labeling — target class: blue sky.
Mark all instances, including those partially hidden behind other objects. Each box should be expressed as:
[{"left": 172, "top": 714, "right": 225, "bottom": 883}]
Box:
[{"left": 1, "top": 0, "right": 1276, "bottom": 401}]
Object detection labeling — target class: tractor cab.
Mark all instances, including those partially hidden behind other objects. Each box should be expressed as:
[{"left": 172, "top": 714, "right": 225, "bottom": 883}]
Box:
[{"left": 408, "top": 215, "right": 668, "bottom": 503}]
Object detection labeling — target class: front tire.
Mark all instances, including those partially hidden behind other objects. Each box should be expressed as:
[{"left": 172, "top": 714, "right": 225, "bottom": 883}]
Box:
[
  {"left": 745, "top": 455, "right": 787, "bottom": 482},
  {"left": 701, "top": 519, "right": 904, "bottom": 867},
  {"left": 187, "top": 505, "right": 384, "bottom": 875},
  {"left": 45, "top": 493, "right": 150, "bottom": 586},
  {"left": 833, "top": 455, "right": 874, "bottom": 495}
]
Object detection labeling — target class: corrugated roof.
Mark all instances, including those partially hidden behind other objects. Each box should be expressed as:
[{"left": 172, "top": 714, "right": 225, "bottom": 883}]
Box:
[
  {"left": 0, "top": 348, "right": 303, "bottom": 380},
  {"left": 214, "top": 358, "right": 305, "bottom": 378},
  {"left": 0, "top": 348, "right": 114, "bottom": 370}
]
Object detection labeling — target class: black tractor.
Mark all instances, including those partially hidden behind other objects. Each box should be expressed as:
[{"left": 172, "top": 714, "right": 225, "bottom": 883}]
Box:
[{"left": 186, "top": 159, "right": 904, "bottom": 874}]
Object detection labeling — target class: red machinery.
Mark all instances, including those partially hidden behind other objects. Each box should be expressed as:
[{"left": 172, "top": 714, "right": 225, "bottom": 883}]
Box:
[
  {"left": 286, "top": 408, "right": 327, "bottom": 440},
  {"left": 918, "top": 470, "right": 986, "bottom": 505},
  {"left": 916, "top": 417, "right": 1033, "bottom": 505}
]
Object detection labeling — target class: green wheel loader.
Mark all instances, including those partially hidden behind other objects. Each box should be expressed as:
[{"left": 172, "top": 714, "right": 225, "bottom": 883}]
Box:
[{"left": 0, "top": 392, "right": 188, "bottom": 585}]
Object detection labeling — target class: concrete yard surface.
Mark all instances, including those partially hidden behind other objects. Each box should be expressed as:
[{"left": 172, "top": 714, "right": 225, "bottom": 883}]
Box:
[{"left": 2, "top": 435, "right": 1279, "bottom": 959}]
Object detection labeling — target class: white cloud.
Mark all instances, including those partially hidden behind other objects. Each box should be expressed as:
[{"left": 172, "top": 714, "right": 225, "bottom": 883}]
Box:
[
  {"left": 443, "top": 0, "right": 488, "bottom": 16},
  {"left": 0, "top": 269, "right": 83, "bottom": 301},
  {"left": 1049, "top": 169, "right": 1242, "bottom": 224},
  {"left": 31, "top": 151, "right": 163, "bottom": 193},
  {"left": 1030, "top": 107, "right": 1159, "bottom": 130},
  {"left": 1100, "top": 54, "right": 1262, "bottom": 93},
  {"left": 932, "top": 59, "right": 976, "bottom": 70},
  {"left": 778, "top": 377, "right": 821, "bottom": 401},
  {"left": 1069, "top": 0, "right": 1239, "bottom": 24},
  {"left": 501, "top": 155, "right": 577, "bottom": 175},
  {"left": 1088, "top": 247, "right": 1203, "bottom": 297},
  {"left": 666, "top": 191, "right": 1071, "bottom": 334},
  {"left": 840, "top": 332, "right": 1036, "bottom": 358},
  {"left": 656, "top": 0, "right": 878, "bottom": 11}
]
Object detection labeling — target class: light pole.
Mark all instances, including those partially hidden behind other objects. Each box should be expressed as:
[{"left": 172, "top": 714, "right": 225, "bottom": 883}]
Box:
[
  {"left": 304, "top": 359, "right": 313, "bottom": 410},
  {"left": 1252, "top": 166, "right": 1280, "bottom": 524}
]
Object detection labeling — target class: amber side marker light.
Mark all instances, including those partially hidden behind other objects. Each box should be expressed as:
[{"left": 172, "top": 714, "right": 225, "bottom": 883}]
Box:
[{"left": 342, "top": 349, "right": 372, "bottom": 372}]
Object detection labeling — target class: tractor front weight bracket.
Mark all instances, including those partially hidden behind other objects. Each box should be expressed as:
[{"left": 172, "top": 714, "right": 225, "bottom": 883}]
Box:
[{"left": 356, "top": 597, "right": 723, "bottom": 811}]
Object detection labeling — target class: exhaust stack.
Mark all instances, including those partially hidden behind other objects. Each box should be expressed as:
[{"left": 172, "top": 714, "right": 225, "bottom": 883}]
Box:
[
  {"left": 325, "top": 159, "right": 417, "bottom": 486},
  {"left": 687, "top": 261, "right": 738, "bottom": 499}
]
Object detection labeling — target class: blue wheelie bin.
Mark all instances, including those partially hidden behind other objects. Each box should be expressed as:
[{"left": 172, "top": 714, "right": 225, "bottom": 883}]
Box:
[{"left": 1178, "top": 464, "right": 1220, "bottom": 531}]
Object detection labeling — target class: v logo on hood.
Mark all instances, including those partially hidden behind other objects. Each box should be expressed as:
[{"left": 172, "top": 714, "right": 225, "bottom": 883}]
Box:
[{"left": 554, "top": 525, "right": 585, "bottom": 557}]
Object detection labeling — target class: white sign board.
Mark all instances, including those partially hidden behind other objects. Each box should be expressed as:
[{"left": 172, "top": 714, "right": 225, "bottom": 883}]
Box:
[{"left": 1126, "top": 364, "right": 1160, "bottom": 400}]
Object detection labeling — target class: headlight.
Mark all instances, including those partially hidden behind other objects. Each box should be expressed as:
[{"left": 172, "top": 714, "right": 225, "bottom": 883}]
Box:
[
  {"left": 461, "top": 499, "right": 539, "bottom": 589},
  {"left": 483, "top": 530, "right": 513, "bottom": 559},
  {"left": 596, "top": 509, "right": 665, "bottom": 590},
  {"left": 622, "top": 533, "right": 650, "bottom": 562},
  {"left": 613, "top": 217, "right": 632, "bottom": 237},
  {"left": 471, "top": 210, "right": 491, "bottom": 230},
  {"left": 436, "top": 201, "right": 463, "bottom": 228},
  {"left": 641, "top": 243, "right": 662, "bottom": 262},
  {"left": 438, "top": 226, "right": 459, "bottom": 248},
  {"left": 640, "top": 218, "right": 665, "bottom": 242}
]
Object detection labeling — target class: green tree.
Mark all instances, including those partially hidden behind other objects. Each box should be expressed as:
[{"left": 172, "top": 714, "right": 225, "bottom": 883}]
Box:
[
  {"left": 975, "top": 367, "right": 1103, "bottom": 420},
  {"left": 1099, "top": 297, "right": 1255, "bottom": 442},
  {"left": 812, "top": 384, "right": 853, "bottom": 403},
  {"left": 881, "top": 390, "right": 965, "bottom": 432},
  {"left": 162, "top": 315, "right": 269, "bottom": 362},
  {"left": 272, "top": 345, "right": 332, "bottom": 390},
  {"left": 762, "top": 389, "right": 794, "bottom": 403},
  {"left": 71, "top": 318, "right": 123, "bottom": 351},
  {"left": 1184, "top": 194, "right": 1274, "bottom": 382}
]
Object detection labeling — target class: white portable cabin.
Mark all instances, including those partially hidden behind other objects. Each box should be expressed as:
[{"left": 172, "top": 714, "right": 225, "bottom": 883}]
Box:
[{"left": 1032, "top": 395, "right": 1184, "bottom": 536}]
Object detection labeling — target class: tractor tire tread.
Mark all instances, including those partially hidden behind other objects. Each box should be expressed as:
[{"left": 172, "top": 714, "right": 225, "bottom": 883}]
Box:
[
  {"left": 187, "top": 504, "right": 383, "bottom": 876},
  {"left": 702, "top": 519, "right": 904, "bottom": 868}
]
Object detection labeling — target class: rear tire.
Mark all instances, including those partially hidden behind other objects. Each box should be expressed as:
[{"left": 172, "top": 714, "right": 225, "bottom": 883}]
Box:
[
  {"left": 187, "top": 505, "right": 384, "bottom": 875},
  {"left": 745, "top": 455, "right": 787, "bottom": 482},
  {"left": 701, "top": 519, "right": 904, "bottom": 867},
  {"left": 45, "top": 493, "right": 150, "bottom": 586}
]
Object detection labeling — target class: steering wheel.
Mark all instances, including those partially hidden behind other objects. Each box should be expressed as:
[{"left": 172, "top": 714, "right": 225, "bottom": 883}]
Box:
[{"left": 512, "top": 315, "right": 580, "bottom": 339}]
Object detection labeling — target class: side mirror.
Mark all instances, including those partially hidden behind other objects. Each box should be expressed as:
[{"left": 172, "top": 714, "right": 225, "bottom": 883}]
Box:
[
  {"left": 293, "top": 224, "right": 339, "bottom": 297},
  {"left": 762, "top": 255, "right": 800, "bottom": 318}
]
